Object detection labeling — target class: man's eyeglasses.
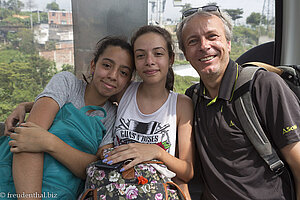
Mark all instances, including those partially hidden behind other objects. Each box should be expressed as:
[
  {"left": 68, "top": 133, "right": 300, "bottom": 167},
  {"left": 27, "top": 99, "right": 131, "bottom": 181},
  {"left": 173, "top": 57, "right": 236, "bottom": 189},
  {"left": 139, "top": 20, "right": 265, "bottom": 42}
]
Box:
[{"left": 182, "top": 5, "right": 221, "bottom": 19}]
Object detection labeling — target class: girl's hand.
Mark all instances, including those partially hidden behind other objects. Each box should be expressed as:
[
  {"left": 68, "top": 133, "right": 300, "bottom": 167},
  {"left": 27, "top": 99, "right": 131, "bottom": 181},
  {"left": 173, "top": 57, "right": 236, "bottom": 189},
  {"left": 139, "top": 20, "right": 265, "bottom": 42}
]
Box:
[
  {"left": 103, "top": 143, "right": 163, "bottom": 171},
  {"left": 4, "top": 103, "right": 27, "bottom": 136},
  {"left": 9, "top": 122, "right": 53, "bottom": 153}
]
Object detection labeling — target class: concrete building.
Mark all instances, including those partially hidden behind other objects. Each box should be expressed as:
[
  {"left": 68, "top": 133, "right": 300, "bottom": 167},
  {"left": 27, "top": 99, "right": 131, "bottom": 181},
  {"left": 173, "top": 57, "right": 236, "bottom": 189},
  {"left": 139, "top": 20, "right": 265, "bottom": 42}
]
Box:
[
  {"left": 48, "top": 11, "right": 73, "bottom": 25},
  {"left": 39, "top": 41, "right": 74, "bottom": 70},
  {"left": 34, "top": 11, "right": 74, "bottom": 70}
]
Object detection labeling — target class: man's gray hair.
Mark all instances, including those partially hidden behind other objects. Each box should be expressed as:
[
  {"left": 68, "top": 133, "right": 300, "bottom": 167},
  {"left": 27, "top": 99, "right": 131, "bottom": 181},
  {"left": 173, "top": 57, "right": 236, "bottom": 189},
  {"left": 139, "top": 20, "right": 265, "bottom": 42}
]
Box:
[{"left": 176, "top": 9, "right": 233, "bottom": 53}]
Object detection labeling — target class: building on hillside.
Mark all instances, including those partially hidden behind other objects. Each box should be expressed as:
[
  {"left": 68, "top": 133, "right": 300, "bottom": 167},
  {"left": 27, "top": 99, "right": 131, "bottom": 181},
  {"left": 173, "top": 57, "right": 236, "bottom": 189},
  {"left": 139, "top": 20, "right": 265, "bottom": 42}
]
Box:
[
  {"left": 48, "top": 11, "right": 73, "bottom": 25},
  {"left": 34, "top": 24, "right": 49, "bottom": 45},
  {"left": 34, "top": 10, "right": 74, "bottom": 70},
  {"left": 48, "top": 23, "right": 73, "bottom": 41},
  {"left": 39, "top": 41, "right": 74, "bottom": 70}
]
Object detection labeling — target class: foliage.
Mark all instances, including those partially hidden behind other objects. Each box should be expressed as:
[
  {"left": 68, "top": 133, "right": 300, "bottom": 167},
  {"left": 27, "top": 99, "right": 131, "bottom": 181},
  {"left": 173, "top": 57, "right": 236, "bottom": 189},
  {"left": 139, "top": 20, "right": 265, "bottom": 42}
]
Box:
[
  {"left": 230, "top": 25, "right": 259, "bottom": 61},
  {"left": 45, "top": 40, "right": 56, "bottom": 50},
  {"left": 246, "top": 12, "right": 267, "bottom": 26},
  {"left": 0, "top": 15, "right": 26, "bottom": 26},
  {"left": 22, "top": 11, "right": 49, "bottom": 25},
  {"left": 174, "top": 60, "right": 189, "bottom": 65},
  {"left": 0, "top": 50, "right": 57, "bottom": 122},
  {"left": 4, "top": 0, "right": 24, "bottom": 13},
  {"left": 0, "top": 8, "right": 48, "bottom": 27},
  {"left": 46, "top": 2, "right": 60, "bottom": 11},
  {"left": 174, "top": 74, "right": 198, "bottom": 94},
  {"left": 223, "top": 8, "right": 243, "bottom": 22},
  {"left": 29, "top": 54, "right": 57, "bottom": 88},
  {"left": 6, "top": 29, "right": 37, "bottom": 54},
  {"left": 0, "top": 6, "right": 58, "bottom": 122},
  {"left": 0, "top": 8, "right": 13, "bottom": 20},
  {"left": 61, "top": 64, "right": 74, "bottom": 73},
  {"left": 18, "top": 29, "right": 37, "bottom": 54},
  {"left": 0, "top": 62, "right": 42, "bottom": 122},
  {"left": 232, "top": 25, "right": 258, "bottom": 45},
  {"left": 0, "top": 49, "right": 25, "bottom": 63},
  {"left": 35, "top": 12, "right": 48, "bottom": 24}
]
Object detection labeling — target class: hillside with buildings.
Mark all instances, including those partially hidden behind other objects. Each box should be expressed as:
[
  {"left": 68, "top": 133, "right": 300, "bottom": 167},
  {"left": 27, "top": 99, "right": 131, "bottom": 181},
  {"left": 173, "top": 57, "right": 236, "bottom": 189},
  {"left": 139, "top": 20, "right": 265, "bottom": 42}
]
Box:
[{"left": 35, "top": 10, "right": 74, "bottom": 70}]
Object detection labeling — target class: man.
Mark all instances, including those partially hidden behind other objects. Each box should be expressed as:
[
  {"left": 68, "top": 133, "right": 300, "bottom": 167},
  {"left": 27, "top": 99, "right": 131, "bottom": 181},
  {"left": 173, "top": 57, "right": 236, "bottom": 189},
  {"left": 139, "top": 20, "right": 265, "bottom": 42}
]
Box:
[{"left": 176, "top": 5, "right": 300, "bottom": 199}]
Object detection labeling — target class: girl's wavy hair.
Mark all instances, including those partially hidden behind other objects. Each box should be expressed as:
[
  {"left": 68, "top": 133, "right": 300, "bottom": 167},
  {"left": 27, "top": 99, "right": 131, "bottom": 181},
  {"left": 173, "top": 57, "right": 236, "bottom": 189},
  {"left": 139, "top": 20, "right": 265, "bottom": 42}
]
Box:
[{"left": 131, "top": 25, "right": 175, "bottom": 91}]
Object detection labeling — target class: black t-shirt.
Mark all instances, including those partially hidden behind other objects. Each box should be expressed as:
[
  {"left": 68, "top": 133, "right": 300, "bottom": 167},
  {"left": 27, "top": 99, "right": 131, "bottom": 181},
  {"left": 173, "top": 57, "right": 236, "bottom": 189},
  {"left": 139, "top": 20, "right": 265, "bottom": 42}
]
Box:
[{"left": 186, "top": 59, "right": 300, "bottom": 200}]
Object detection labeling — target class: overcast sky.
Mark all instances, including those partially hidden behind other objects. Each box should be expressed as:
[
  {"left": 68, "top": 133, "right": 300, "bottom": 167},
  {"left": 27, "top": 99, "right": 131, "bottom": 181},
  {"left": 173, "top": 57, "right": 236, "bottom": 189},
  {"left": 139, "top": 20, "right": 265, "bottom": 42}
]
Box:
[{"left": 21, "top": 0, "right": 273, "bottom": 22}]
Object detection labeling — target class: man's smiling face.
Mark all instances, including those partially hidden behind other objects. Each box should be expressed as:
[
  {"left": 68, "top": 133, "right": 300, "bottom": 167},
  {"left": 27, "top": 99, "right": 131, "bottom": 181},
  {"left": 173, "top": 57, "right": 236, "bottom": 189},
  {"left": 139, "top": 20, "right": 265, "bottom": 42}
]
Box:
[{"left": 182, "top": 14, "right": 231, "bottom": 79}]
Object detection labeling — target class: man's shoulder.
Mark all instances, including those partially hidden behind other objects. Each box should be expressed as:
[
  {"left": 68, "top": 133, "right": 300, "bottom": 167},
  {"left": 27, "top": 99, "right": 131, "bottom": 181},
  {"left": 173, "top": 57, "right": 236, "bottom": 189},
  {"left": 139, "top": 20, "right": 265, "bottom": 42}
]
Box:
[{"left": 185, "top": 83, "right": 200, "bottom": 98}]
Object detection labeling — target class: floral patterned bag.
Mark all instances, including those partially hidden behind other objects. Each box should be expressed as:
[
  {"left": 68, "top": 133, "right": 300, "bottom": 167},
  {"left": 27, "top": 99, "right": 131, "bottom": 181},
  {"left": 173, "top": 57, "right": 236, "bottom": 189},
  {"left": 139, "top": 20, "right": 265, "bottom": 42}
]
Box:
[{"left": 79, "top": 159, "right": 186, "bottom": 200}]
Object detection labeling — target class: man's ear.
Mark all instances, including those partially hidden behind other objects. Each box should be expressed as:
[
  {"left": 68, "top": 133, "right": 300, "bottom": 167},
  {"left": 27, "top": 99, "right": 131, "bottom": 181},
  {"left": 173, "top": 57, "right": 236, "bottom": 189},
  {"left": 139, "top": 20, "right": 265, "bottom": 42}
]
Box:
[{"left": 227, "top": 41, "right": 231, "bottom": 53}]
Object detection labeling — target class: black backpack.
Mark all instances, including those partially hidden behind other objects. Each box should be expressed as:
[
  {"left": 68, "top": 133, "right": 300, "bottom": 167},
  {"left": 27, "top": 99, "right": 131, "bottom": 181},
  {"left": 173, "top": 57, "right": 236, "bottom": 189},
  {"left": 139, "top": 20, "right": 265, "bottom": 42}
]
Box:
[
  {"left": 242, "top": 62, "right": 300, "bottom": 99},
  {"left": 233, "top": 62, "right": 299, "bottom": 173}
]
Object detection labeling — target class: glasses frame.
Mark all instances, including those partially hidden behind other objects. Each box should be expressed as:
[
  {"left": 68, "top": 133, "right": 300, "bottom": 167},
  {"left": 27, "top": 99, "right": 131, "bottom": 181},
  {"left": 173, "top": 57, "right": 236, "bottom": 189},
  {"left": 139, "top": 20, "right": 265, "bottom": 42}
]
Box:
[{"left": 182, "top": 5, "right": 221, "bottom": 19}]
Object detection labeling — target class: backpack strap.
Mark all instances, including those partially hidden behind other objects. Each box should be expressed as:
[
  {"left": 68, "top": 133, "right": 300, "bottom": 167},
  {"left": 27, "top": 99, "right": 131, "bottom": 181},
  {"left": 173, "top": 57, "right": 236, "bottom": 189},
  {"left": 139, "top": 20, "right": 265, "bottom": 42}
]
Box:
[
  {"left": 243, "top": 62, "right": 300, "bottom": 99},
  {"left": 242, "top": 62, "right": 283, "bottom": 75},
  {"left": 192, "top": 83, "right": 201, "bottom": 109},
  {"left": 234, "top": 66, "right": 285, "bottom": 174}
]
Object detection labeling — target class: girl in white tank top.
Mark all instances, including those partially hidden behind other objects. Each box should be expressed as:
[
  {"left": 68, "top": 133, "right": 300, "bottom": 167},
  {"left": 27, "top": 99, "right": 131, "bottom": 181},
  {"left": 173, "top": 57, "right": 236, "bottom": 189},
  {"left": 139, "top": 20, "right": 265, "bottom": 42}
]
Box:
[{"left": 102, "top": 25, "right": 195, "bottom": 199}]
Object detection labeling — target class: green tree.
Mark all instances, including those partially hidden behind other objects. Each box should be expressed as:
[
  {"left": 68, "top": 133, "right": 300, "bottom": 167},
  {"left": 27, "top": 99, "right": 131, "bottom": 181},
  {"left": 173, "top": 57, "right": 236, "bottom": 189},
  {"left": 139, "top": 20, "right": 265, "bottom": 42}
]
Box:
[
  {"left": 6, "top": 29, "right": 37, "bottom": 54},
  {"left": 0, "top": 14, "right": 25, "bottom": 26},
  {"left": 29, "top": 54, "right": 57, "bottom": 88},
  {"left": 0, "top": 7, "right": 13, "bottom": 20},
  {"left": 46, "top": 1, "right": 60, "bottom": 11},
  {"left": 6, "top": 31, "right": 20, "bottom": 48},
  {"left": 0, "top": 49, "right": 25, "bottom": 63},
  {"left": 60, "top": 64, "right": 74, "bottom": 73},
  {"left": 0, "top": 61, "right": 43, "bottom": 122},
  {"left": 224, "top": 8, "right": 243, "bottom": 24},
  {"left": 0, "top": 49, "right": 57, "bottom": 121},
  {"left": 22, "top": 11, "right": 48, "bottom": 25},
  {"left": 18, "top": 29, "right": 36, "bottom": 54},
  {"left": 232, "top": 25, "right": 258, "bottom": 45},
  {"left": 230, "top": 25, "right": 260, "bottom": 60},
  {"left": 246, "top": 12, "right": 267, "bottom": 26},
  {"left": 6, "top": 0, "right": 24, "bottom": 13},
  {"left": 45, "top": 41, "right": 56, "bottom": 50}
]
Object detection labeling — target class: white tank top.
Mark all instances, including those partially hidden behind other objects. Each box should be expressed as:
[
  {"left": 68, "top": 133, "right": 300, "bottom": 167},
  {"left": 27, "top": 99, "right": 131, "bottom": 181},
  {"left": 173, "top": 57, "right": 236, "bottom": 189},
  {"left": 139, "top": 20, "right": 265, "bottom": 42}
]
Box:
[{"left": 114, "top": 82, "right": 178, "bottom": 156}]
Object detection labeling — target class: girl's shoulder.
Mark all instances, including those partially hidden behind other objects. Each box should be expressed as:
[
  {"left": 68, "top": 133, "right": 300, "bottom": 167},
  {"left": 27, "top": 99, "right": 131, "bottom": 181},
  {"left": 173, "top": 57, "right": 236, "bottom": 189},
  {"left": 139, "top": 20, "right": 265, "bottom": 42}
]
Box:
[
  {"left": 53, "top": 71, "right": 78, "bottom": 81},
  {"left": 177, "top": 93, "right": 193, "bottom": 103},
  {"left": 52, "top": 71, "right": 84, "bottom": 89},
  {"left": 176, "top": 93, "right": 193, "bottom": 111},
  {"left": 35, "top": 71, "right": 85, "bottom": 108},
  {"left": 176, "top": 93, "right": 194, "bottom": 123}
]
